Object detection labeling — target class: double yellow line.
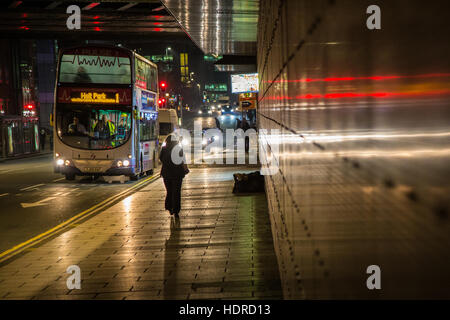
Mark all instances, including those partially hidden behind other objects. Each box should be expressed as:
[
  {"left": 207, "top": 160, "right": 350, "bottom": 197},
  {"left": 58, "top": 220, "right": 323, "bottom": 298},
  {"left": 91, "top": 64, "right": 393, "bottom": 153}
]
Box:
[{"left": 0, "top": 174, "right": 160, "bottom": 264}]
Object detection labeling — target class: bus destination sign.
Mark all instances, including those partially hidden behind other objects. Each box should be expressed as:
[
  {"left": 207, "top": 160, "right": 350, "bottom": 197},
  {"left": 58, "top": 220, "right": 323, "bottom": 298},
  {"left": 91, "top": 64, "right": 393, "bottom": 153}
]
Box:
[
  {"left": 58, "top": 87, "right": 131, "bottom": 105},
  {"left": 71, "top": 91, "right": 119, "bottom": 104}
]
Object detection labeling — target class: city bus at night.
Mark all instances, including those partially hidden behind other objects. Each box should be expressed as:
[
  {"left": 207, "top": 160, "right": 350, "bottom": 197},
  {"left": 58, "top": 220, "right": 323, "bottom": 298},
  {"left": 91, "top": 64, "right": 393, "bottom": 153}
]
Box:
[{"left": 53, "top": 45, "right": 159, "bottom": 180}]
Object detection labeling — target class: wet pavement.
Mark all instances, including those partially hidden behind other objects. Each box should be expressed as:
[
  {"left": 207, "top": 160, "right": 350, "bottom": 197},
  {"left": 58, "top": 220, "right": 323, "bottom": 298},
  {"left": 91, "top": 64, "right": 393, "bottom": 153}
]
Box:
[{"left": 0, "top": 166, "right": 282, "bottom": 300}]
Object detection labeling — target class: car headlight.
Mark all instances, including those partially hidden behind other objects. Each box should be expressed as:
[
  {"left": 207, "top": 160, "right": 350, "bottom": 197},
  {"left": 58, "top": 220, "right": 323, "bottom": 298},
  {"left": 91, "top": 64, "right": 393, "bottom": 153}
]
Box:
[
  {"left": 162, "top": 141, "right": 167, "bottom": 147},
  {"left": 213, "top": 135, "right": 220, "bottom": 141},
  {"left": 202, "top": 139, "right": 207, "bottom": 145},
  {"left": 64, "top": 160, "right": 71, "bottom": 166},
  {"left": 182, "top": 139, "right": 189, "bottom": 146},
  {"left": 127, "top": 154, "right": 132, "bottom": 159},
  {"left": 56, "top": 159, "right": 64, "bottom": 166},
  {"left": 198, "top": 110, "right": 202, "bottom": 114},
  {"left": 208, "top": 110, "right": 212, "bottom": 114},
  {"left": 117, "top": 160, "right": 123, "bottom": 167},
  {"left": 230, "top": 115, "right": 235, "bottom": 119},
  {"left": 123, "top": 160, "right": 130, "bottom": 167},
  {"left": 55, "top": 152, "right": 60, "bottom": 157}
]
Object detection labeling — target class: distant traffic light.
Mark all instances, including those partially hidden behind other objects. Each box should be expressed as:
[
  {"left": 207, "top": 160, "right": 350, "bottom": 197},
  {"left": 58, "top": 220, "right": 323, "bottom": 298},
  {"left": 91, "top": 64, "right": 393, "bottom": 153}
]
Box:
[{"left": 160, "top": 81, "right": 167, "bottom": 92}]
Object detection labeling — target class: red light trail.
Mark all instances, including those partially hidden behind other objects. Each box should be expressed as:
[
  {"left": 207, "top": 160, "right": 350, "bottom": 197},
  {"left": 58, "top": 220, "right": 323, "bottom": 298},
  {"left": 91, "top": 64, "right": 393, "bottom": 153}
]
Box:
[{"left": 266, "top": 73, "right": 450, "bottom": 83}]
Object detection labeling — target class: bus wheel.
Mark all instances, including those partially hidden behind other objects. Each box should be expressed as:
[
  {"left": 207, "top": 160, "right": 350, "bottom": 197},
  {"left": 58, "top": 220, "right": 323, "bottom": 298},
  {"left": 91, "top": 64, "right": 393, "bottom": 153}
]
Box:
[
  {"left": 146, "top": 169, "right": 154, "bottom": 176},
  {"left": 65, "top": 173, "right": 75, "bottom": 181},
  {"left": 129, "top": 174, "right": 139, "bottom": 181}
]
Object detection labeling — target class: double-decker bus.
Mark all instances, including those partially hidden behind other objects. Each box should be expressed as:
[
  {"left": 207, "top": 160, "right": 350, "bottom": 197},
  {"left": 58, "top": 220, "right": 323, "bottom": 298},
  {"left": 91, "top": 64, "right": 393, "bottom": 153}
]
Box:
[{"left": 53, "top": 45, "right": 159, "bottom": 180}]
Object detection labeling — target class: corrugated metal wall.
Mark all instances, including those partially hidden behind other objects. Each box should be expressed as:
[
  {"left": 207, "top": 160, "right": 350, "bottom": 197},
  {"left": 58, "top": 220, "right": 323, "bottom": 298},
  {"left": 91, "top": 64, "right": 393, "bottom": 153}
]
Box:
[{"left": 257, "top": 0, "right": 450, "bottom": 299}]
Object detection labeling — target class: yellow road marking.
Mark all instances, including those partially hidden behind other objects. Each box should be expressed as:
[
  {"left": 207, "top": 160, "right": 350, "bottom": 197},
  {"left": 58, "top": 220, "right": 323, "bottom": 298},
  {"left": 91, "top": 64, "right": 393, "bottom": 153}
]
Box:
[
  {"left": 0, "top": 174, "right": 160, "bottom": 263},
  {"left": 20, "top": 183, "right": 45, "bottom": 191}
]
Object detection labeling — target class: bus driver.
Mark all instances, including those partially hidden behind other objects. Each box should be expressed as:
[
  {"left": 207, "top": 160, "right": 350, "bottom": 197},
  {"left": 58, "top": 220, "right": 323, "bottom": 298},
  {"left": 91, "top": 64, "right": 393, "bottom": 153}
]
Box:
[{"left": 68, "top": 116, "right": 87, "bottom": 135}]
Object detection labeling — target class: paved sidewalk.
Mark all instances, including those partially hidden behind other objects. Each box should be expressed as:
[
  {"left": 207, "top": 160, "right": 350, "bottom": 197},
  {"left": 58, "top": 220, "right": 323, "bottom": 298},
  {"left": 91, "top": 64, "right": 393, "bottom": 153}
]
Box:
[{"left": 0, "top": 167, "right": 282, "bottom": 300}]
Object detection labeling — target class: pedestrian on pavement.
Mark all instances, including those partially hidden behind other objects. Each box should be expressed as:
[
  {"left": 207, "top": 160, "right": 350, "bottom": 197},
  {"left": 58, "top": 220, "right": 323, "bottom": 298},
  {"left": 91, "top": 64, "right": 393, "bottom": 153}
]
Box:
[
  {"left": 39, "top": 128, "right": 46, "bottom": 151},
  {"left": 159, "top": 134, "right": 189, "bottom": 218},
  {"left": 241, "top": 117, "right": 250, "bottom": 131},
  {"left": 215, "top": 117, "right": 222, "bottom": 132},
  {"left": 240, "top": 117, "right": 251, "bottom": 152}
]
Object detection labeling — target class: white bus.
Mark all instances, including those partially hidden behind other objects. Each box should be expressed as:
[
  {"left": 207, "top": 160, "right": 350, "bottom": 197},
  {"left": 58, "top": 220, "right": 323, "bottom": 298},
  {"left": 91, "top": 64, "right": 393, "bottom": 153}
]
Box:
[
  {"left": 53, "top": 45, "right": 159, "bottom": 180},
  {"left": 158, "top": 108, "right": 179, "bottom": 145}
]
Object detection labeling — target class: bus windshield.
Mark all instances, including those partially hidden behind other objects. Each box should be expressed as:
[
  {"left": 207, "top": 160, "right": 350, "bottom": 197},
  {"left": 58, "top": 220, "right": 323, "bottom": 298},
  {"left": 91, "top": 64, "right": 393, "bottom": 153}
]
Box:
[
  {"left": 56, "top": 105, "right": 132, "bottom": 150},
  {"left": 159, "top": 123, "right": 173, "bottom": 136},
  {"left": 59, "top": 50, "right": 131, "bottom": 84}
]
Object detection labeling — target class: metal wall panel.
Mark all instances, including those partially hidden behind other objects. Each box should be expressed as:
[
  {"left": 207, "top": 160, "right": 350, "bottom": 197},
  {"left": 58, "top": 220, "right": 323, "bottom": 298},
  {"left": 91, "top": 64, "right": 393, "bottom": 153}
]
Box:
[{"left": 258, "top": 0, "right": 450, "bottom": 298}]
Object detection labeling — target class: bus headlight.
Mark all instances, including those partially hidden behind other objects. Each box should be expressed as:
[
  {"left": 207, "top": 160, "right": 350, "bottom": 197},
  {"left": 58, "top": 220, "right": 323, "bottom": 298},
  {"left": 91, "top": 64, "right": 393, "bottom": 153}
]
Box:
[
  {"left": 56, "top": 159, "right": 64, "bottom": 166},
  {"left": 123, "top": 160, "right": 130, "bottom": 167}
]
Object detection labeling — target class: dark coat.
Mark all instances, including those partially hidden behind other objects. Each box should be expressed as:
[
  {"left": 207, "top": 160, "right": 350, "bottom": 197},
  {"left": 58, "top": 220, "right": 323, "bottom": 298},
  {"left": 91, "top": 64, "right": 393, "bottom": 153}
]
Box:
[{"left": 160, "top": 141, "right": 186, "bottom": 180}]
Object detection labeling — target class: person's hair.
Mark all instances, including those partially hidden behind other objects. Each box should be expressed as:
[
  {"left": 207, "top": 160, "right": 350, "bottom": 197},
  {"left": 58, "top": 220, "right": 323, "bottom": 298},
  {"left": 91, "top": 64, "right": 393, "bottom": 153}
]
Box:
[
  {"left": 165, "top": 134, "right": 175, "bottom": 144},
  {"left": 164, "top": 134, "right": 179, "bottom": 149}
]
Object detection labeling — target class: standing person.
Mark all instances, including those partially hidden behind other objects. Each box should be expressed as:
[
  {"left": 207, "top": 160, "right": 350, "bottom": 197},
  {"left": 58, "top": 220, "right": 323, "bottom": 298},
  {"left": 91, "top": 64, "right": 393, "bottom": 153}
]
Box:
[
  {"left": 159, "top": 135, "right": 189, "bottom": 218},
  {"left": 241, "top": 117, "right": 250, "bottom": 131},
  {"left": 235, "top": 117, "right": 241, "bottom": 130},
  {"left": 94, "top": 114, "right": 115, "bottom": 139},
  {"left": 215, "top": 117, "right": 222, "bottom": 132},
  {"left": 39, "top": 128, "right": 46, "bottom": 151},
  {"left": 241, "top": 117, "right": 250, "bottom": 152}
]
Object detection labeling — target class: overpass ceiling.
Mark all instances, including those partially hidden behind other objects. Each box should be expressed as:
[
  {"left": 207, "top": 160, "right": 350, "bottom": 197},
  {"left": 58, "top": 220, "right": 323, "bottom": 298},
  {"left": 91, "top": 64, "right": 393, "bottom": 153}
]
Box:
[
  {"left": 161, "top": 0, "right": 259, "bottom": 56},
  {"left": 0, "top": 0, "right": 187, "bottom": 40}
]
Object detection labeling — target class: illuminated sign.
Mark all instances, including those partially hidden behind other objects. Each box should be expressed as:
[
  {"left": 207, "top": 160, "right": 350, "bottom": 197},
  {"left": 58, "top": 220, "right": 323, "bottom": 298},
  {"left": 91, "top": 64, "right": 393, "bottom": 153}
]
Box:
[
  {"left": 204, "top": 54, "right": 223, "bottom": 62},
  {"left": 205, "top": 84, "right": 227, "bottom": 92},
  {"left": 141, "top": 91, "right": 156, "bottom": 110},
  {"left": 70, "top": 91, "right": 120, "bottom": 104},
  {"left": 147, "top": 55, "right": 173, "bottom": 63},
  {"left": 58, "top": 88, "right": 131, "bottom": 105},
  {"left": 231, "top": 73, "right": 259, "bottom": 93},
  {"left": 238, "top": 92, "right": 257, "bottom": 101}
]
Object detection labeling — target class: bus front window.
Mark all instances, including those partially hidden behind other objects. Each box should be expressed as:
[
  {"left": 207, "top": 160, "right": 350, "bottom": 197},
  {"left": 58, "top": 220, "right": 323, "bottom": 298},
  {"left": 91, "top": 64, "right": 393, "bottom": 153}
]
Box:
[{"left": 57, "top": 106, "right": 132, "bottom": 150}]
